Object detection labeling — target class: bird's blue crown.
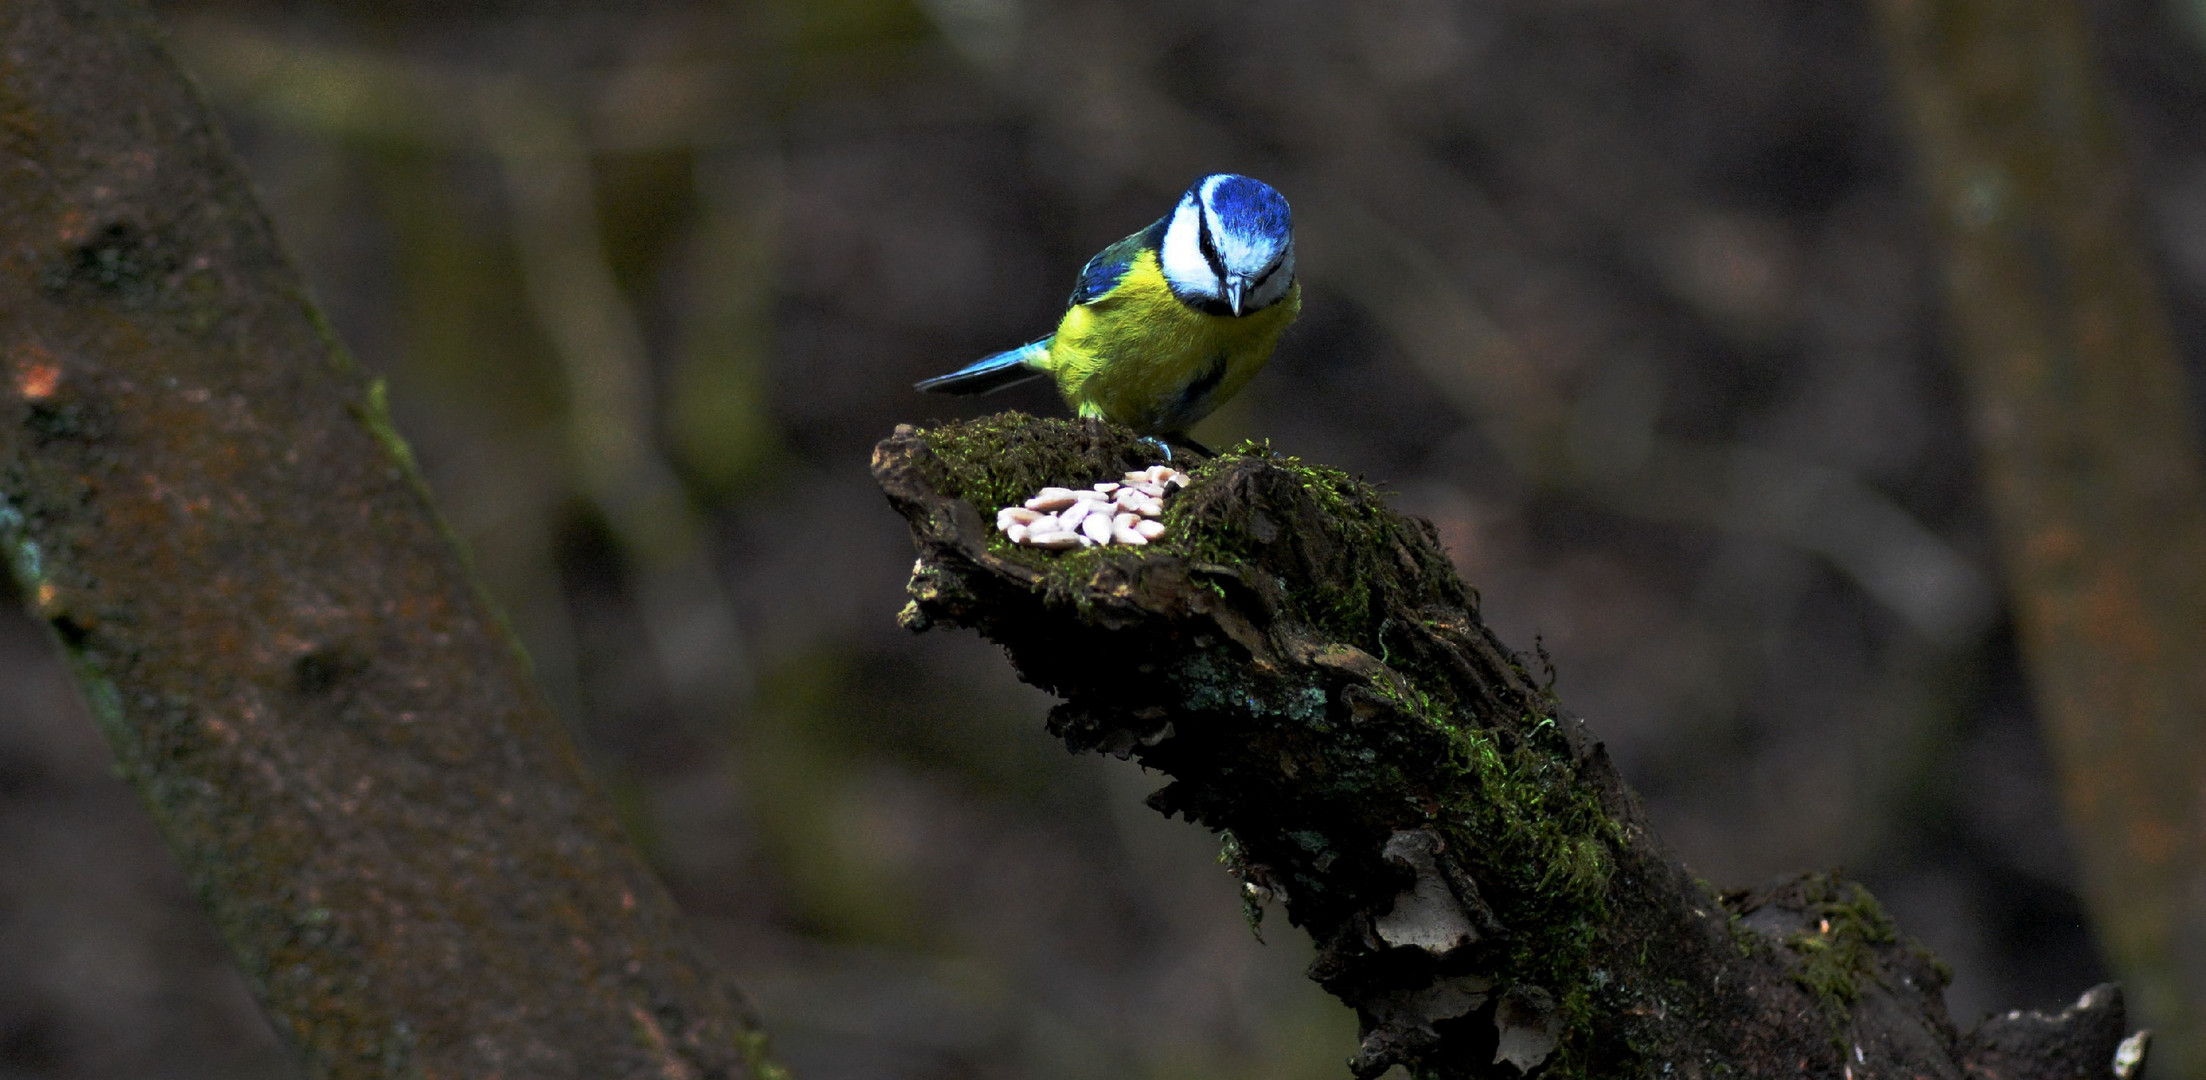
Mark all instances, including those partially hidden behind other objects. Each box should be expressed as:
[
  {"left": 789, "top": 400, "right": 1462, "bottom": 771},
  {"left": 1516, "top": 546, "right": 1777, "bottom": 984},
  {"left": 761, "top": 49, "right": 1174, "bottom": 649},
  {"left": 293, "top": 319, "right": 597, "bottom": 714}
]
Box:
[{"left": 1202, "top": 175, "right": 1292, "bottom": 243}]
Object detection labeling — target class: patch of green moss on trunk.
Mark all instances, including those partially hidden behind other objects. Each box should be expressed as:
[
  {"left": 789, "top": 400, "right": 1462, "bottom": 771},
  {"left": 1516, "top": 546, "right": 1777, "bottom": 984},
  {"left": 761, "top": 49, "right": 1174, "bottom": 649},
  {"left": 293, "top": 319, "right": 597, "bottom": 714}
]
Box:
[
  {"left": 915, "top": 412, "right": 1153, "bottom": 520},
  {"left": 1783, "top": 876, "right": 1899, "bottom": 1047},
  {"left": 1445, "top": 720, "right": 1619, "bottom": 1077}
]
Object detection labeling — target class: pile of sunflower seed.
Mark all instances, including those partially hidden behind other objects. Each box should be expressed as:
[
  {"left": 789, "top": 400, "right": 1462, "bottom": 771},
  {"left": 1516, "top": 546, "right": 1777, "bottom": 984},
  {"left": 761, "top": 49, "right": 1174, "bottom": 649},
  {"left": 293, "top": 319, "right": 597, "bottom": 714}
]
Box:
[{"left": 995, "top": 465, "right": 1191, "bottom": 549}]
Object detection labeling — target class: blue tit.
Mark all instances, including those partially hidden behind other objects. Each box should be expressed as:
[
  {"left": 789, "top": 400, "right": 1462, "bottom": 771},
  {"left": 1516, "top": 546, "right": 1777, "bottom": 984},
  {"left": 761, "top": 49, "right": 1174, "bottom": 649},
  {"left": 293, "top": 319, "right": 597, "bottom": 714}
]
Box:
[{"left": 916, "top": 173, "right": 1300, "bottom": 444}]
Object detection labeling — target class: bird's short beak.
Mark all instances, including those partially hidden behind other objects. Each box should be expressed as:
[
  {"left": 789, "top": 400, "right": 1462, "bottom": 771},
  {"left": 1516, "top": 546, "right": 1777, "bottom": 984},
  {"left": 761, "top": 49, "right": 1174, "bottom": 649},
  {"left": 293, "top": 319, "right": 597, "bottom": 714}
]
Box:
[{"left": 1225, "top": 277, "right": 1246, "bottom": 316}]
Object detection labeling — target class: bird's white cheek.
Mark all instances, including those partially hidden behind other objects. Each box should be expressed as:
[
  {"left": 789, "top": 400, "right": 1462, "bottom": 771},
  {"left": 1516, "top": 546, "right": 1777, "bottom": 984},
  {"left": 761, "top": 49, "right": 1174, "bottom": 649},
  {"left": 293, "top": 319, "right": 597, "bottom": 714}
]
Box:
[
  {"left": 1160, "top": 208, "right": 1221, "bottom": 300},
  {"left": 1246, "top": 247, "right": 1296, "bottom": 310}
]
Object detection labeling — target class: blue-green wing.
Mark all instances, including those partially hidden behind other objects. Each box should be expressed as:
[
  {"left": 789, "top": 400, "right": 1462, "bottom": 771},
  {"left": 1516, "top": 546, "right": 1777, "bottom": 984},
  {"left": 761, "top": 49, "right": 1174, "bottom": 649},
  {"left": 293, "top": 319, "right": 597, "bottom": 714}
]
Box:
[{"left": 1068, "top": 218, "right": 1167, "bottom": 306}]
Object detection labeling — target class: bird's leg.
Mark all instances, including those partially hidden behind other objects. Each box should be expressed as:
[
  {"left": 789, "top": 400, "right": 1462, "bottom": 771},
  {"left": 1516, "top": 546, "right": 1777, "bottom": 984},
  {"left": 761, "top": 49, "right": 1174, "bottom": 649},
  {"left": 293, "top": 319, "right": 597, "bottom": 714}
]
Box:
[
  {"left": 1138, "top": 435, "right": 1178, "bottom": 463},
  {"left": 1159, "top": 432, "right": 1216, "bottom": 459}
]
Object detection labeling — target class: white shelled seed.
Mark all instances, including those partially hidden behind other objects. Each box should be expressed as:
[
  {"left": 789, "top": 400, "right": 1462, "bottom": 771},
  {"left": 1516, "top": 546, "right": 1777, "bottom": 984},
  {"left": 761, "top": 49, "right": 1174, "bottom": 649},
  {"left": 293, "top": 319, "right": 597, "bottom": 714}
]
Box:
[
  {"left": 1026, "top": 487, "right": 1080, "bottom": 511},
  {"left": 1025, "top": 530, "right": 1084, "bottom": 549},
  {"left": 997, "top": 464, "right": 1191, "bottom": 549}
]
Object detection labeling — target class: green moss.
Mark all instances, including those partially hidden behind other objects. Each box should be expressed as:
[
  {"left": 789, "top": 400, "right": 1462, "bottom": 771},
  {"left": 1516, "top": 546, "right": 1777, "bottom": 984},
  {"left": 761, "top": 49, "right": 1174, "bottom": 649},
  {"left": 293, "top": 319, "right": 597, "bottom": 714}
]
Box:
[
  {"left": 1781, "top": 876, "right": 1898, "bottom": 1044},
  {"left": 1165, "top": 441, "right": 1440, "bottom": 648},
  {"left": 1440, "top": 720, "right": 1619, "bottom": 1076},
  {"left": 1187, "top": 656, "right": 1619, "bottom": 1072},
  {"left": 77, "top": 672, "right": 126, "bottom": 742},
  {"left": 352, "top": 378, "right": 420, "bottom": 476},
  {"left": 737, "top": 1028, "right": 792, "bottom": 1080},
  {"left": 0, "top": 496, "right": 41, "bottom": 590},
  {"left": 916, "top": 413, "right": 1146, "bottom": 518},
  {"left": 1362, "top": 662, "right": 1459, "bottom": 734},
  {"left": 1217, "top": 829, "right": 1269, "bottom": 936}
]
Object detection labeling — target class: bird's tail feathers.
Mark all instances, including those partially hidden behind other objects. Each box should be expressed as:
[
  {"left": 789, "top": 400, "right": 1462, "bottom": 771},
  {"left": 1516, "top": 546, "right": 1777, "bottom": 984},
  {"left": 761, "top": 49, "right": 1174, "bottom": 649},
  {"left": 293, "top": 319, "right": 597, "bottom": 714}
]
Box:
[{"left": 915, "top": 339, "right": 1051, "bottom": 396}]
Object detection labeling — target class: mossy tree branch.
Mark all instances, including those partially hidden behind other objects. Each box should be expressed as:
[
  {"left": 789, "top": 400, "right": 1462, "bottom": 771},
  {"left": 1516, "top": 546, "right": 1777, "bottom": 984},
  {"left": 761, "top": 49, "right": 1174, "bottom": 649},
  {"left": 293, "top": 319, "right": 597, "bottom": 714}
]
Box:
[
  {"left": 0, "top": 0, "right": 771, "bottom": 1076},
  {"left": 876, "top": 414, "right": 2141, "bottom": 1080}
]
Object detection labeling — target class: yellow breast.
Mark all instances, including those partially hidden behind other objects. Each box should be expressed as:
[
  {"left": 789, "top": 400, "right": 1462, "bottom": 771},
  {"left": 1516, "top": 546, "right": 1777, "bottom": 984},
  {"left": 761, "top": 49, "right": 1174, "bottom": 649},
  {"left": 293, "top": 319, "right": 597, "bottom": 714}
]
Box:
[{"left": 1040, "top": 250, "right": 1300, "bottom": 436}]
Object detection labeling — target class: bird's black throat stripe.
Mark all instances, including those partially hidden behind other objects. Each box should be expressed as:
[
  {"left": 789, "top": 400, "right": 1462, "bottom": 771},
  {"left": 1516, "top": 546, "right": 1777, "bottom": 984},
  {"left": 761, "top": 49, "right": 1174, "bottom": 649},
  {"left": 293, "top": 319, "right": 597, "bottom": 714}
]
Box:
[{"left": 1179, "top": 352, "right": 1230, "bottom": 414}]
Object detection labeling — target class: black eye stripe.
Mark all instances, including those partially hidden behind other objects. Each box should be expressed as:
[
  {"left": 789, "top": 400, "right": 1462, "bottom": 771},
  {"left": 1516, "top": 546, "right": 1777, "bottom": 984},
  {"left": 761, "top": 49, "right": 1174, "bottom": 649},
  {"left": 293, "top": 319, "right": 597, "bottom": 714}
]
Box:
[
  {"left": 1195, "top": 205, "right": 1227, "bottom": 282},
  {"left": 1250, "top": 256, "right": 1283, "bottom": 289}
]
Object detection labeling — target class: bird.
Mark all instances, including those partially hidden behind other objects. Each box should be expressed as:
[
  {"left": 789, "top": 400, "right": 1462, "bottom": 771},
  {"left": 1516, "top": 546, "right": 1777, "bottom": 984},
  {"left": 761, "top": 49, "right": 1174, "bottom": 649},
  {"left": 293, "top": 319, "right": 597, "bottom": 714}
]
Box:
[{"left": 915, "top": 173, "right": 1299, "bottom": 452}]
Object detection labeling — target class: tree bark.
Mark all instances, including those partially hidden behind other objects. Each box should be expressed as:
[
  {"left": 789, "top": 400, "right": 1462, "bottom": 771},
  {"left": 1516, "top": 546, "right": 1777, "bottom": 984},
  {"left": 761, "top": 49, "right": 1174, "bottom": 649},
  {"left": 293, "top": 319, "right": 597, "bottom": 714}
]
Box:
[
  {"left": 0, "top": 1, "right": 772, "bottom": 1076},
  {"left": 876, "top": 414, "right": 2142, "bottom": 1080},
  {"left": 1870, "top": 1, "right": 2206, "bottom": 1073}
]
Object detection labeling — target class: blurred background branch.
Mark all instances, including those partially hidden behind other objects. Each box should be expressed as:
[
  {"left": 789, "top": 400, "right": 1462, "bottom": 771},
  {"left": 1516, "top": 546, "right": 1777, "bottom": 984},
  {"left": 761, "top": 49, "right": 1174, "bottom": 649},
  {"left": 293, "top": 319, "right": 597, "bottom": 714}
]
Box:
[{"left": 1874, "top": 0, "right": 2206, "bottom": 1071}]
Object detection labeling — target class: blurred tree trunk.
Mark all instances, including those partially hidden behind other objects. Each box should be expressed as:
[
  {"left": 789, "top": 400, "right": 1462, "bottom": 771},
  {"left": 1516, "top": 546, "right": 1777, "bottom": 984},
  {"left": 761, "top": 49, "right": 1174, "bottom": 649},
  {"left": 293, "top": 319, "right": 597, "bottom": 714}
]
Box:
[
  {"left": 1872, "top": 0, "right": 2206, "bottom": 1073},
  {"left": 0, "top": 1, "right": 774, "bottom": 1077}
]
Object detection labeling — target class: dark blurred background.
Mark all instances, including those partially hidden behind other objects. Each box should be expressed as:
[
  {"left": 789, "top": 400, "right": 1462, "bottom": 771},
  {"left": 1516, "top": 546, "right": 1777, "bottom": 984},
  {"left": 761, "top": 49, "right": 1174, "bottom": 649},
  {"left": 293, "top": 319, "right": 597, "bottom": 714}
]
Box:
[{"left": 5, "top": 0, "right": 2206, "bottom": 1075}]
